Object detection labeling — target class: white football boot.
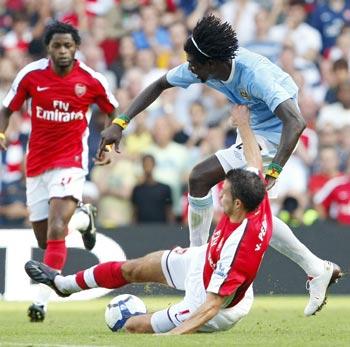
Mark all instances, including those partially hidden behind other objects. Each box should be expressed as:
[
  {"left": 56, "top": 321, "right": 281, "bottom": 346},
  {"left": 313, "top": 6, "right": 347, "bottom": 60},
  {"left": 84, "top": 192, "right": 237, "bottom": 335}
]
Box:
[{"left": 304, "top": 261, "right": 342, "bottom": 316}]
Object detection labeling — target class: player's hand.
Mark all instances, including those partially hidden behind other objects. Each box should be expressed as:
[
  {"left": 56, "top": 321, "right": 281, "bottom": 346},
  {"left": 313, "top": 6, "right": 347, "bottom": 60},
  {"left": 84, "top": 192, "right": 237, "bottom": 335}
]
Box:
[
  {"left": 97, "top": 124, "right": 123, "bottom": 160},
  {"left": 93, "top": 148, "right": 111, "bottom": 166},
  {"left": 230, "top": 105, "right": 250, "bottom": 128},
  {"left": 265, "top": 175, "right": 277, "bottom": 190}
]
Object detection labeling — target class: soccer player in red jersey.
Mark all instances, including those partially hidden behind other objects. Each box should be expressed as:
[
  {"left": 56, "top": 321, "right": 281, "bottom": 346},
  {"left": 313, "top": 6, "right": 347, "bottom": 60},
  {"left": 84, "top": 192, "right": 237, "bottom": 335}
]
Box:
[
  {"left": 0, "top": 21, "right": 119, "bottom": 322},
  {"left": 25, "top": 106, "right": 274, "bottom": 334}
]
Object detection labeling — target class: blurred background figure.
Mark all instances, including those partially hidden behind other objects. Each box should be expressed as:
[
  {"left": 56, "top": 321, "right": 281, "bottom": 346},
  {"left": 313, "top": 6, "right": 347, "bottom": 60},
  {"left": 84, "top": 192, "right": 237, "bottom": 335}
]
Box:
[{"left": 131, "top": 154, "right": 174, "bottom": 223}]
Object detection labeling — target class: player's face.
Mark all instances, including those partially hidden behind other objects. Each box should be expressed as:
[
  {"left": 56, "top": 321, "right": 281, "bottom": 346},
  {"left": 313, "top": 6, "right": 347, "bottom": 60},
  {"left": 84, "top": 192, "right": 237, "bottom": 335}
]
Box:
[
  {"left": 47, "top": 33, "right": 77, "bottom": 69},
  {"left": 220, "top": 179, "right": 235, "bottom": 215},
  {"left": 187, "top": 54, "right": 211, "bottom": 83}
]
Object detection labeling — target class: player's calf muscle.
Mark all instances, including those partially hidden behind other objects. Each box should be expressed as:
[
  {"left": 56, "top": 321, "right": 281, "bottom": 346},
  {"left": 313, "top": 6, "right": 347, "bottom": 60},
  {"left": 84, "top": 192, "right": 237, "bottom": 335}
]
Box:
[{"left": 121, "top": 251, "right": 166, "bottom": 283}]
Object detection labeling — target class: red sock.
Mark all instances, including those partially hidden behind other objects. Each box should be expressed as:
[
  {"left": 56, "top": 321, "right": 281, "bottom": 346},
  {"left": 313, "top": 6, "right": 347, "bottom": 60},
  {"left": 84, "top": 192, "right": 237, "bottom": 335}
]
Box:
[
  {"left": 44, "top": 239, "right": 67, "bottom": 270},
  {"left": 75, "top": 262, "right": 128, "bottom": 289}
]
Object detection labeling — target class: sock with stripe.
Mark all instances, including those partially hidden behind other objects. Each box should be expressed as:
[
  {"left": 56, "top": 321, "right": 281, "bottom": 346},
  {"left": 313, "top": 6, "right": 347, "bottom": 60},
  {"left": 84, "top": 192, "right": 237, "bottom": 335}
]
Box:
[
  {"left": 188, "top": 192, "right": 214, "bottom": 247},
  {"left": 54, "top": 261, "right": 128, "bottom": 294},
  {"left": 33, "top": 239, "right": 67, "bottom": 307}
]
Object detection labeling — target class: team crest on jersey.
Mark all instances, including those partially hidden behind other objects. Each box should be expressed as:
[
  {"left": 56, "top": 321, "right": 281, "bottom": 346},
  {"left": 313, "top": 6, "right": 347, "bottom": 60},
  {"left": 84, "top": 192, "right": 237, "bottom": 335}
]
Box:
[
  {"left": 239, "top": 89, "right": 251, "bottom": 99},
  {"left": 74, "top": 83, "right": 87, "bottom": 97}
]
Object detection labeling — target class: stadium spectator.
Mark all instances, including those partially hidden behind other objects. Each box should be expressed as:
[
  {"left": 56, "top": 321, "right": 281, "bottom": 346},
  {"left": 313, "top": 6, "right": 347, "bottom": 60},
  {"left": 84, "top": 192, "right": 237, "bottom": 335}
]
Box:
[
  {"left": 131, "top": 154, "right": 174, "bottom": 223},
  {"left": 132, "top": 5, "right": 171, "bottom": 53},
  {"left": 324, "top": 58, "right": 349, "bottom": 104},
  {"left": 145, "top": 116, "right": 189, "bottom": 218},
  {"left": 310, "top": 0, "right": 350, "bottom": 56},
  {"left": 317, "top": 79, "right": 350, "bottom": 130},
  {"left": 269, "top": 0, "right": 322, "bottom": 63},
  {"left": 328, "top": 23, "right": 350, "bottom": 65},
  {"left": 219, "top": 0, "right": 261, "bottom": 46},
  {"left": 91, "top": 150, "right": 138, "bottom": 228},
  {"left": 245, "top": 8, "right": 282, "bottom": 63},
  {"left": 314, "top": 157, "right": 350, "bottom": 225},
  {"left": 309, "top": 146, "right": 344, "bottom": 198}
]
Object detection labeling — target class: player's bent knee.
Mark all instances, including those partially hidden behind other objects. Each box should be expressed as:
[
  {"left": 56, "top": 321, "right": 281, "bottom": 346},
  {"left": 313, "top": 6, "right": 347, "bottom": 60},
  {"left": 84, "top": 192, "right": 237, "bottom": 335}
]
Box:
[
  {"left": 121, "top": 260, "right": 143, "bottom": 282},
  {"left": 125, "top": 315, "right": 153, "bottom": 334}
]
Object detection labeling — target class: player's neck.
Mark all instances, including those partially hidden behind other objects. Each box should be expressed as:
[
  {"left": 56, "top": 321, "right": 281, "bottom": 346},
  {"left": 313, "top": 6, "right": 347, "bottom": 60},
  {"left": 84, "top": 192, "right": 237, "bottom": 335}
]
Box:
[
  {"left": 217, "top": 60, "right": 233, "bottom": 81},
  {"left": 228, "top": 210, "right": 246, "bottom": 224},
  {"left": 51, "top": 63, "right": 75, "bottom": 77}
]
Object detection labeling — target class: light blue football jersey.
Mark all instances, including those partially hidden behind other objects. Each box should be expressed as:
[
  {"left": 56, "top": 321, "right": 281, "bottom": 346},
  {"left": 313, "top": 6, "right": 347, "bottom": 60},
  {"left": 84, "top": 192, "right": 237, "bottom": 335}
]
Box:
[{"left": 166, "top": 47, "right": 299, "bottom": 144}]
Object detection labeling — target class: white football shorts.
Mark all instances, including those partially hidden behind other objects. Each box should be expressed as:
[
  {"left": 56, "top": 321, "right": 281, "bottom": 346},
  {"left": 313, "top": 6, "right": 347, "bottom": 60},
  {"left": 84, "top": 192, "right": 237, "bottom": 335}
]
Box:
[
  {"left": 216, "top": 134, "right": 279, "bottom": 198},
  {"left": 215, "top": 134, "right": 278, "bottom": 173},
  {"left": 151, "top": 245, "right": 254, "bottom": 333},
  {"left": 26, "top": 167, "right": 86, "bottom": 222}
]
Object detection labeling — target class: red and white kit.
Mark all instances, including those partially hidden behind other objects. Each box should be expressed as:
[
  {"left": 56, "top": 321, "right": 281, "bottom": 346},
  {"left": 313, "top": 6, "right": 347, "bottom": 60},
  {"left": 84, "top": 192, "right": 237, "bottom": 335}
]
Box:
[
  {"left": 2, "top": 58, "right": 118, "bottom": 220},
  {"left": 153, "top": 171, "right": 273, "bottom": 333}
]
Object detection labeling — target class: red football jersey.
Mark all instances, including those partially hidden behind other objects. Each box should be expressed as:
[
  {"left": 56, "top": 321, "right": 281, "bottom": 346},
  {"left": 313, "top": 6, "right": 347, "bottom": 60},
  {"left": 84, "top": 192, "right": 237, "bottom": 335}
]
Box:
[
  {"left": 203, "top": 174, "right": 272, "bottom": 307},
  {"left": 314, "top": 176, "right": 350, "bottom": 225},
  {"left": 3, "top": 58, "right": 118, "bottom": 177}
]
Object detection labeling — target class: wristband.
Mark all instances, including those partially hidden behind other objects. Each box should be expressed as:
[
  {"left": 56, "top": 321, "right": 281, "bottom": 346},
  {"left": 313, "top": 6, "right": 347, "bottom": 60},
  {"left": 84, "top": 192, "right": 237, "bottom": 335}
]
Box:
[
  {"left": 112, "top": 114, "right": 130, "bottom": 130},
  {"left": 106, "top": 144, "right": 112, "bottom": 152},
  {"left": 0, "top": 132, "right": 6, "bottom": 141},
  {"left": 266, "top": 162, "right": 283, "bottom": 179}
]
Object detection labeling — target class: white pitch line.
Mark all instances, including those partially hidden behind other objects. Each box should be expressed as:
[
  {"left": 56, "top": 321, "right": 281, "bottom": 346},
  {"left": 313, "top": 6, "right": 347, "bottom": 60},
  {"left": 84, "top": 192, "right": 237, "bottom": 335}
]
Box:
[{"left": 0, "top": 344, "right": 109, "bottom": 347}]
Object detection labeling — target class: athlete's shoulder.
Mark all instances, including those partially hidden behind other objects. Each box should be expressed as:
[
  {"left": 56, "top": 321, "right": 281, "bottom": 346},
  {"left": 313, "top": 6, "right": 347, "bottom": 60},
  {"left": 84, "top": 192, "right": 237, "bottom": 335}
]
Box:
[
  {"left": 16, "top": 58, "right": 49, "bottom": 80},
  {"left": 76, "top": 60, "right": 108, "bottom": 84}
]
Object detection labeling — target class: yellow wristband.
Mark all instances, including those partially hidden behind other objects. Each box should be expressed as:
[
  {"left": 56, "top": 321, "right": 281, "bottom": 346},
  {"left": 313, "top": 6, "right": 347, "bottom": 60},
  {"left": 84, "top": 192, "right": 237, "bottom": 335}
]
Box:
[
  {"left": 0, "top": 132, "right": 6, "bottom": 141},
  {"left": 112, "top": 118, "right": 128, "bottom": 130},
  {"left": 266, "top": 168, "right": 280, "bottom": 179},
  {"left": 106, "top": 144, "right": 112, "bottom": 152}
]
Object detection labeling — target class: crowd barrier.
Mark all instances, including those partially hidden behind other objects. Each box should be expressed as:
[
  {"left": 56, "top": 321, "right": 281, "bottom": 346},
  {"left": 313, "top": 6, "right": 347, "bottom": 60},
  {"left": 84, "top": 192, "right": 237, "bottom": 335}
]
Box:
[{"left": 0, "top": 222, "right": 349, "bottom": 300}]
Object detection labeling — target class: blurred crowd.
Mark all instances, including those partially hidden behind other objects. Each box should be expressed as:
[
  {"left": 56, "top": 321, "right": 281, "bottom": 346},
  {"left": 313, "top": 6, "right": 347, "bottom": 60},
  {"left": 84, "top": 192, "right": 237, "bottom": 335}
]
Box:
[{"left": 1, "top": 0, "right": 350, "bottom": 228}]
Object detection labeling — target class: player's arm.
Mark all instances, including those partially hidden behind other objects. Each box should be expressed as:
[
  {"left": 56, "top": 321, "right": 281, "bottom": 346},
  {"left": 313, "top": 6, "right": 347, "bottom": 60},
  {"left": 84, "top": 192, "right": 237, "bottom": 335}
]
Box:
[
  {"left": 231, "top": 105, "right": 262, "bottom": 171},
  {"left": 98, "top": 75, "right": 173, "bottom": 156},
  {"left": 0, "top": 107, "right": 13, "bottom": 150},
  {"left": 166, "top": 292, "right": 225, "bottom": 335},
  {"left": 267, "top": 99, "right": 306, "bottom": 187}
]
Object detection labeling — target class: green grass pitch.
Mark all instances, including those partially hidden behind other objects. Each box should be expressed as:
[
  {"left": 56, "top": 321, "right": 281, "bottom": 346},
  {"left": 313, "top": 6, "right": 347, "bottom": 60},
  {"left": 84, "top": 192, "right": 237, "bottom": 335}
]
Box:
[{"left": 1, "top": 296, "right": 349, "bottom": 347}]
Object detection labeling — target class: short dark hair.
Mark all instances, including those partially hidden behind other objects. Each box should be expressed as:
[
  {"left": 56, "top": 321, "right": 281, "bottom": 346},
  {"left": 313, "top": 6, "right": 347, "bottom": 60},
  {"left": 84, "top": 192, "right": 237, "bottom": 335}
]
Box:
[
  {"left": 142, "top": 154, "right": 155, "bottom": 165},
  {"left": 43, "top": 21, "right": 81, "bottom": 46},
  {"left": 226, "top": 169, "right": 266, "bottom": 212},
  {"left": 184, "top": 14, "right": 238, "bottom": 64},
  {"left": 333, "top": 58, "right": 348, "bottom": 71}
]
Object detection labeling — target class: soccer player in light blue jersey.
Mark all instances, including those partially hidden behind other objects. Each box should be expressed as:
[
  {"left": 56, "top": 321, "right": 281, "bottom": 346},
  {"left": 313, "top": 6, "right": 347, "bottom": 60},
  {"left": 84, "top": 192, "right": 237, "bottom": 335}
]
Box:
[{"left": 99, "top": 15, "right": 341, "bottom": 316}]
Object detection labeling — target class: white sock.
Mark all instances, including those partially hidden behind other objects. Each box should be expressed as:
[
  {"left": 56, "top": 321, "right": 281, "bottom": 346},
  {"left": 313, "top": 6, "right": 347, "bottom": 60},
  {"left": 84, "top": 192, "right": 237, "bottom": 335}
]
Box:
[
  {"left": 33, "top": 284, "right": 52, "bottom": 308},
  {"left": 271, "top": 217, "right": 324, "bottom": 277},
  {"left": 54, "top": 274, "right": 82, "bottom": 295},
  {"left": 188, "top": 192, "right": 214, "bottom": 247},
  {"left": 68, "top": 208, "right": 90, "bottom": 231}
]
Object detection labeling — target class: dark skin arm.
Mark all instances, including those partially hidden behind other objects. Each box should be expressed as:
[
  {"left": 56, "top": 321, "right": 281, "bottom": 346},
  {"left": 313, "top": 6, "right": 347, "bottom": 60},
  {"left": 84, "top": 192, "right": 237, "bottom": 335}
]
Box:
[
  {"left": 97, "top": 75, "right": 173, "bottom": 158},
  {"left": 0, "top": 107, "right": 13, "bottom": 150},
  {"left": 94, "top": 109, "right": 119, "bottom": 165},
  {"left": 266, "top": 99, "right": 306, "bottom": 189}
]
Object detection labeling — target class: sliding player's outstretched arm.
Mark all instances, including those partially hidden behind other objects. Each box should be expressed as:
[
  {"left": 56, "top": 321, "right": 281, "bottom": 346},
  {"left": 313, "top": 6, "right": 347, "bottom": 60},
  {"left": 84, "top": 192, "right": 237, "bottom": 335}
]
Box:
[
  {"left": 231, "top": 105, "right": 262, "bottom": 171},
  {"left": 98, "top": 75, "right": 173, "bottom": 156},
  {"left": 165, "top": 293, "right": 225, "bottom": 335}
]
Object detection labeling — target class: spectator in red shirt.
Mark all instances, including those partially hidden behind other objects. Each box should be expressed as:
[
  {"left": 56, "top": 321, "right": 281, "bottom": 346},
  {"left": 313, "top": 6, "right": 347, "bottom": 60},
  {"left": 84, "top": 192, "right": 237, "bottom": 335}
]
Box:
[
  {"left": 314, "top": 157, "right": 350, "bottom": 225},
  {"left": 309, "top": 146, "right": 344, "bottom": 198}
]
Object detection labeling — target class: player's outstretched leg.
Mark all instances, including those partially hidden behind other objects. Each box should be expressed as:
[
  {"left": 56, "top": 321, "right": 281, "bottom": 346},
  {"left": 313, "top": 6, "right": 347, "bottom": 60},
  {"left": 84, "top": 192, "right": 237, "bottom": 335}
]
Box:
[
  {"left": 271, "top": 217, "right": 342, "bottom": 316},
  {"left": 25, "top": 251, "right": 167, "bottom": 296},
  {"left": 188, "top": 156, "right": 225, "bottom": 247},
  {"left": 69, "top": 203, "right": 97, "bottom": 251}
]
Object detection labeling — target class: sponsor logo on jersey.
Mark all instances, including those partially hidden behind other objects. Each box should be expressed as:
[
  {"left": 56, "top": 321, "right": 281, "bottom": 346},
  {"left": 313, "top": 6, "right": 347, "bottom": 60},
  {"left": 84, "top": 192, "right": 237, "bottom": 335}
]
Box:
[
  {"left": 37, "top": 86, "right": 50, "bottom": 92},
  {"left": 75, "top": 83, "right": 87, "bottom": 97},
  {"left": 36, "top": 106, "right": 84, "bottom": 122},
  {"left": 35, "top": 100, "right": 84, "bottom": 122},
  {"left": 239, "top": 89, "right": 251, "bottom": 99}
]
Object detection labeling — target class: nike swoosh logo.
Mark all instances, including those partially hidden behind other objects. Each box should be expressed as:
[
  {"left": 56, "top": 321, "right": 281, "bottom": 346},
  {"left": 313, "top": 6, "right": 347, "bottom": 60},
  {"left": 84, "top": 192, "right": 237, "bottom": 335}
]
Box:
[{"left": 37, "top": 86, "right": 49, "bottom": 92}]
